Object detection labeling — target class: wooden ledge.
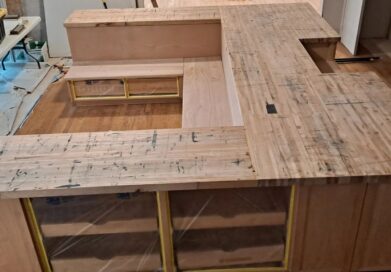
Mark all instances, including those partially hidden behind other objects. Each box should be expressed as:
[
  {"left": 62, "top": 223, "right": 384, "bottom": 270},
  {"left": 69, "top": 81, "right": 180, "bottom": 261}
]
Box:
[
  {"left": 0, "top": 127, "right": 255, "bottom": 199},
  {"left": 65, "top": 59, "right": 184, "bottom": 81},
  {"left": 64, "top": 6, "right": 221, "bottom": 27}
]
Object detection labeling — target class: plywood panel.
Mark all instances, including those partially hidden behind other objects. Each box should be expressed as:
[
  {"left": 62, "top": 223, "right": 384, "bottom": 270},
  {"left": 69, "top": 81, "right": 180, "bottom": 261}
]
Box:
[
  {"left": 0, "top": 199, "right": 41, "bottom": 272},
  {"left": 222, "top": 31, "right": 244, "bottom": 126},
  {"left": 67, "top": 23, "right": 221, "bottom": 62},
  {"left": 128, "top": 77, "right": 179, "bottom": 95},
  {"left": 352, "top": 182, "right": 391, "bottom": 271},
  {"left": 182, "top": 57, "right": 234, "bottom": 128},
  {"left": 290, "top": 183, "right": 366, "bottom": 272}
]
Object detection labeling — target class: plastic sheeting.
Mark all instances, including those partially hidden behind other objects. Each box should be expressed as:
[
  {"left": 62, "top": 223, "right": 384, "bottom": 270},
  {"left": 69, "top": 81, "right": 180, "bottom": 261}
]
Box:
[
  {"left": 31, "top": 187, "right": 292, "bottom": 271},
  {"left": 170, "top": 187, "right": 291, "bottom": 270},
  {"left": 32, "top": 192, "right": 162, "bottom": 272}
]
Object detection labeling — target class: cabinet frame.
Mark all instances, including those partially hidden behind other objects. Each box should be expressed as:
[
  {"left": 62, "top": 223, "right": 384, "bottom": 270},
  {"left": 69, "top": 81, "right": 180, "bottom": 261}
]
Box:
[
  {"left": 67, "top": 77, "right": 182, "bottom": 103},
  {"left": 22, "top": 198, "right": 52, "bottom": 272},
  {"left": 22, "top": 185, "right": 297, "bottom": 272}
]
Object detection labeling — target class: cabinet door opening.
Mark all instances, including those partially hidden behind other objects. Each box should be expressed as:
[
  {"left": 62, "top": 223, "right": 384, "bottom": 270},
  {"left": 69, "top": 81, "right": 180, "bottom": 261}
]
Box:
[
  {"left": 29, "top": 193, "right": 162, "bottom": 272},
  {"left": 169, "top": 187, "right": 294, "bottom": 271}
]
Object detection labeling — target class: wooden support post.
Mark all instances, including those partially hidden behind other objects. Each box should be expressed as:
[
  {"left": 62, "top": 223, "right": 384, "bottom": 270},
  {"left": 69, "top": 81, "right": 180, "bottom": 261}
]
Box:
[
  {"left": 157, "top": 192, "right": 177, "bottom": 272},
  {"left": 22, "top": 199, "right": 52, "bottom": 272}
]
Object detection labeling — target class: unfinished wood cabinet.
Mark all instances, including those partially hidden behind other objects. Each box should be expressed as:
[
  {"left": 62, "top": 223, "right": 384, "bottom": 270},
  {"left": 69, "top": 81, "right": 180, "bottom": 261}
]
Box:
[
  {"left": 352, "top": 183, "right": 391, "bottom": 271},
  {"left": 127, "top": 77, "right": 180, "bottom": 96},
  {"left": 170, "top": 187, "right": 292, "bottom": 270},
  {"left": 0, "top": 199, "right": 42, "bottom": 272},
  {"left": 30, "top": 193, "right": 162, "bottom": 272},
  {"left": 72, "top": 79, "right": 125, "bottom": 98},
  {"left": 290, "top": 184, "right": 366, "bottom": 272},
  {"left": 65, "top": 61, "right": 184, "bottom": 105}
]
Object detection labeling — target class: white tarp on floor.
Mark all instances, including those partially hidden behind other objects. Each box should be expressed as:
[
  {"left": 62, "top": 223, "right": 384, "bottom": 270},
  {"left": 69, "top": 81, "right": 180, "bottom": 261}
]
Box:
[{"left": 0, "top": 62, "right": 51, "bottom": 135}]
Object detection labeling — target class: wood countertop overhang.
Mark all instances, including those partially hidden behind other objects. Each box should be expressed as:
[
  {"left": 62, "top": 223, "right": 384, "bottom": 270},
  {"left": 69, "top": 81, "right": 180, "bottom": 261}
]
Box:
[{"left": 0, "top": 3, "right": 390, "bottom": 198}]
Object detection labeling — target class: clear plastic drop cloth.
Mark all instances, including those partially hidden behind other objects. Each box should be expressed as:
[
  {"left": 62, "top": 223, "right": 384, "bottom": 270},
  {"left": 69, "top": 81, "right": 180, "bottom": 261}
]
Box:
[
  {"left": 169, "top": 187, "right": 292, "bottom": 270},
  {"left": 31, "top": 192, "right": 162, "bottom": 272}
]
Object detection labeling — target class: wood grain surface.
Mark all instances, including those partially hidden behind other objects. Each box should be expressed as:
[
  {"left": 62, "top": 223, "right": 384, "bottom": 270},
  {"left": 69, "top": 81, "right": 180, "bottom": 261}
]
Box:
[
  {"left": 1, "top": 127, "right": 254, "bottom": 198},
  {"left": 144, "top": 0, "right": 323, "bottom": 14},
  {"left": 220, "top": 4, "right": 390, "bottom": 180},
  {"left": 0, "top": 3, "right": 389, "bottom": 197}
]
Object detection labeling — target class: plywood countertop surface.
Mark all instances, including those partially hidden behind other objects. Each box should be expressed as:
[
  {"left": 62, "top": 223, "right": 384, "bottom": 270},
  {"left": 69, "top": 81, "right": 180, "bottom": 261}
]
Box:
[{"left": 0, "top": 3, "right": 390, "bottom": 198}]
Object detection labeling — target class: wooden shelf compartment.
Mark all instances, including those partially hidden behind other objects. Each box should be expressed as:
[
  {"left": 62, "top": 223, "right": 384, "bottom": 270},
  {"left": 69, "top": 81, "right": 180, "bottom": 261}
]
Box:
[
  {"left": 181, "top": 57, "right": 243, "bottom": 128},
  {"left": 45, "top": 233, "right": 162, "bottom": 272},
  {"left": 173, "top": 226, "right": 286, "bottom": 270},
  {"left": 65, "top": 59, "right": 184, "bottom": 104},
  {"left": 72, "top": 79, "right": 125, "bottom": 98},
  {"left": 68, "top": 76, "right": 182, "bottom": 104},
  {"left": 170, "top": 187, "right": 291, "bottom": 230},
  {"left": 31, "top": 193, "right": 159, "bottom": 237}
]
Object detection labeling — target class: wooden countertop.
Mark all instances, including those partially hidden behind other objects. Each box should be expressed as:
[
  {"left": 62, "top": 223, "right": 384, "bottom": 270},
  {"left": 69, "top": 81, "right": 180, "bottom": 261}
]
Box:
[
  {"left": 64, "top": 6, "right": 220, "bottom": 27},
  {"left": 0, "top": 3, "right": 390, "bottom": 198}
]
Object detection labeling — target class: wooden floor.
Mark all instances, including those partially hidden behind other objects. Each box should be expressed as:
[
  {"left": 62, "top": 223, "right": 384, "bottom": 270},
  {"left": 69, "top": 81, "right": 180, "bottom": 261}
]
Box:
[
  {"left": 17, "top": 80, "right": 182, "bottom": 135},
  {"left": 17, "top": 39, "right": 390, "bottom": 136},
  {"left": 334, "top": 39, "right": 391, "bottom": 87}
]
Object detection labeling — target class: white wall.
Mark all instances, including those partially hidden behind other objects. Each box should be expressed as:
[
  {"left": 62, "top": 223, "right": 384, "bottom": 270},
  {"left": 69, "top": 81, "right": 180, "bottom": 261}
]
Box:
[
  {"left": 43, "top": 0, "right": 138, "bottom": 57},
  {"left": 322, "top": 0, "right": 346, "bottom": 33},
  {"left": 340, "top": 0, "right": 366, "bottom": 54}
]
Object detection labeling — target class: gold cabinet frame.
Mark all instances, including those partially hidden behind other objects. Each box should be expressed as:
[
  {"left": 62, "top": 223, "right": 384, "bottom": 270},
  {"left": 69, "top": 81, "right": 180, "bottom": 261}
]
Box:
[
  {"left": 22, "top": 185, "right": 296, "bottom": 272},
  {"left": 68, "top": 77, "right": 182, "bottom": 103}
]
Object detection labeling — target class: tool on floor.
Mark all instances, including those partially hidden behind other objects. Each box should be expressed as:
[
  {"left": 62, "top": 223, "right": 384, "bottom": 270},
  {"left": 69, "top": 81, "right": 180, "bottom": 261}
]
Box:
[{"left": 335, "top": 56, "right": 380, "bottom": 64}]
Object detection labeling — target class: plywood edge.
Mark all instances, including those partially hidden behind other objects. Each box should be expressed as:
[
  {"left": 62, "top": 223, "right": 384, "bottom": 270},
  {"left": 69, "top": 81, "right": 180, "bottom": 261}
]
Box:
[
  {"left": 65, "top": 59, "right": 184, "bottom": 81},
  {"left": 222, "top": 31, "right": 244, "bottom": 126}
]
